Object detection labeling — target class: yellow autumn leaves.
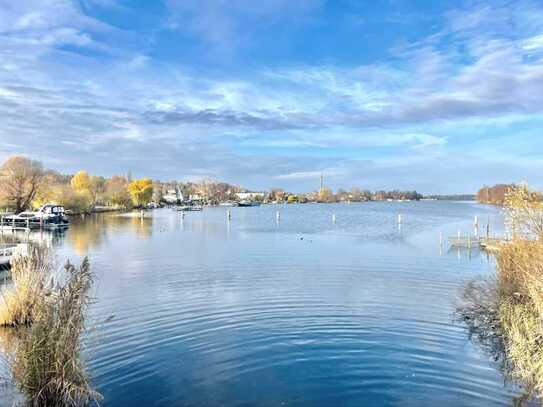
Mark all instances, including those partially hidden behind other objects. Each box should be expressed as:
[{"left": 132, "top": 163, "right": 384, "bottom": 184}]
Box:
[{"left": 127, "top": 178, "right": 153, "bottom": 207}]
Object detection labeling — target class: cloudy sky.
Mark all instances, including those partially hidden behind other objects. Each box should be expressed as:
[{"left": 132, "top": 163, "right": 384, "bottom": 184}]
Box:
[{"left": 0, "top": 0, "right": 542, "bottom": 193}]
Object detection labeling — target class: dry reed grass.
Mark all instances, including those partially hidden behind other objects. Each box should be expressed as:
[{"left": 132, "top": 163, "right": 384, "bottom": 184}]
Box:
[
  {"left": 11, "top": 258, "right": 101, "bottom": 406},
  {"left": 457, "top": 186, "right": 543, "bottom": 399},
  {"left": 0, "top": 246, "right": 52, "bottom": 327},
  {"left": 497, "top": 239, "right": 543, "bottom": 397},
  {"left": 0, "top": 245, "right": 101, "bottom": 406}
]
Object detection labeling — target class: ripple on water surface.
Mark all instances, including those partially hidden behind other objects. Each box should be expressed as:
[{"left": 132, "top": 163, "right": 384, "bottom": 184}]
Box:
[{"left": 39, "top": 202, "right": 518, "bottom": 406}]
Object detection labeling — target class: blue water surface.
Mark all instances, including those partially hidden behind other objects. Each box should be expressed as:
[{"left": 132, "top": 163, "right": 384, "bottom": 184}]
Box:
[{"left": 2, "top": 201, "right": 520, "bottom": 406}]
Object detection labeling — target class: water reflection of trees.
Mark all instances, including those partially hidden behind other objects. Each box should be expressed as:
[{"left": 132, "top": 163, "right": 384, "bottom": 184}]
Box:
[
  {"left": 456, "top": 277, "right": 539, "bottom": 406},
  {"left": 68, "top": 213, "right": 153, "bottom": 255}
]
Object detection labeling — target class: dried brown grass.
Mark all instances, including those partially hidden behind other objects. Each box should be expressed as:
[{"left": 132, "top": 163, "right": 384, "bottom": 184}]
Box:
[
  {"left": 497, "top": 239, "right": 543, "bottom": 397},
  {"left": 0, "top": 245, "right": 101, "bottom": 406},
  {"left": 0, "top": 245, "right": 52, "bottom": 327},
  {"left": 11, "top": 258, "right": 102, "bottom": 406}
]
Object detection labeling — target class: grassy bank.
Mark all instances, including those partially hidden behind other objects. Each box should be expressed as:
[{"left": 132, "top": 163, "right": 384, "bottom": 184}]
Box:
[
  {"left": 0, "top": 246, "right": 101, "bottom": 406},
  {"left": 459, "top": 185, "right": 543, "bottom": 399},
  {"left": 496, "top": 239, "right": 543, "bottom": 396}
]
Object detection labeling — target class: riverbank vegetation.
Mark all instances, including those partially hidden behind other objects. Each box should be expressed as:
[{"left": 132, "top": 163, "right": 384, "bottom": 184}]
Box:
[
  {"left": 0, "top": 154, "right": 427, "bottom": 214},
  {"left": 0, "top": 155, "right": 154, "bottom": 214},
  {"left": 0, "top": 246, "right": 100, "bottom": 406},
  {"left": 497, "top": 186, "right": 543, "bottom": 396},
  {"left": 459, "top": 185, "right": 543, "bottom": 399},
  {"left": 0, "top": 246, "right": 52, "bottom": 327}
]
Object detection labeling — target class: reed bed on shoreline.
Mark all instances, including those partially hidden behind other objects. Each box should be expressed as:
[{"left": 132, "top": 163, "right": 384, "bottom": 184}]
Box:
[
  {"left": 457, "top": 185, "right": 543, "bottom": 400},
  {"left": 0, "top": 246, "right": 101, "bottom": 406},
  {"left": 0, "top": 246, "right": 52, "bottom": 327},
  {"left": 497, "top": 186, "right": 543, "bottom": 397},
  {"left": 497, "top": 239, "right": 543, "bottom": 397}
]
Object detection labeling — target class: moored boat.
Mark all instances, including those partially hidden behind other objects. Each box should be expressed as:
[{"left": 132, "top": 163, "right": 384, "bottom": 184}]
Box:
[
  {"left": 0, "top": 204, "right": 70, "bottom": 230},
  {"left": 238, "top": 200, "right": 261, "bottom": 207},
  {"left": 174, "top": 204, "right": 203, "bottom": 211}
]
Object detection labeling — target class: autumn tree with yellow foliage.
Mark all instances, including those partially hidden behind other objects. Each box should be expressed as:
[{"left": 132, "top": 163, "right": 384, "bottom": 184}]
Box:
[
  {"left": 104, "top": 176, "right": 132, "bottom": 209},
  {"left": 70, "top": 171, "right": 91, "bottom": 193},
  {"left": 128, "top": 178, "right": 153, "bottom": 207},
  {"left": 0, "top": 156, "right": 45, "bottom": 213}
]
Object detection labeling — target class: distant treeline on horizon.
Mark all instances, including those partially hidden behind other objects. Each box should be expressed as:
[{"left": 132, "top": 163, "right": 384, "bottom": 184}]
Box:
[
  {"left": 475, "top": 184, "right": 543, "bottom": 205},
  {"left": 476, "top": 184, "right": 514, "bottom": 205},
  {"left": 0, "top": 155, "right": 432, "bottom": 213},
  {"left": 5, "top": 154, "right": 513, "bottom": 214}
]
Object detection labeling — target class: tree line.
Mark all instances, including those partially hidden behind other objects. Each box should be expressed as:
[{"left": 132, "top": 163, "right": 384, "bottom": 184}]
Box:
[
  {"left": 0, "top": 155, "right": 425, "bottom": 214},
  {"left": 270, "top": 187, "right": 423, "bottom": 203},
  {"left": 0, "top": 156, "right": 153, "bottom": 213},
  {"left": 0, "top": 156, "right": 245, "bottom": 213},
  {"left": 476, "top": 184, "right": 542, "bottom": 205},
  {"left": 476, "top": 184, "right": 513, "bottom": 205}
]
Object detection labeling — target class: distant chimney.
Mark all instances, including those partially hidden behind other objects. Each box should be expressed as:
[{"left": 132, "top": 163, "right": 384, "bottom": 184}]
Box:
[{"left": 320, "top": 173, "right": 324, "bottom": 192}]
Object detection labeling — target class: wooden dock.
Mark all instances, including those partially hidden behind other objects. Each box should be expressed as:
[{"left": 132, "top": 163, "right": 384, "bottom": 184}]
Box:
[
  {"left": 479, "top": 237, "right": 508, "bottom": 252},
  {"left": 448, "top": 236, "right": 479, "bottom": 249},
  {"left": 448, "top": 236, "right": 508, "bottom": 251},
  {"left": 0, "top": 215, "right": 69, "bottom": 232}
]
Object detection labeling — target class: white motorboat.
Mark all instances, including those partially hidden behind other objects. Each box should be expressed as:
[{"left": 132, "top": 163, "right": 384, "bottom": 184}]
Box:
[{"left": 1, "top": 204, "right": 70, "bottom": 230}]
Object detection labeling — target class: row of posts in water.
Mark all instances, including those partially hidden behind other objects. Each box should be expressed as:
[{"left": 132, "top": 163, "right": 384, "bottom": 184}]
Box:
[
  {"left": 176, "top": 210, "right": 407, "bottom": 225},
  {"left": 179, "top": 211, "right": 487, "bottom": 243}
]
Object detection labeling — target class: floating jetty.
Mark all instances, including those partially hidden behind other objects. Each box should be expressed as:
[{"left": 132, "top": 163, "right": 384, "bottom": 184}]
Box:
[
  {"left": 0, "top": 218, "right": 68, "bottom": 231},
  {"left": 446, "top": 215, "right": 508, "bottom": 251},
  {"left": 479, "top": 237, "right": 508, "bottom": 252},
  {"left": 448, "top": 236, "right": 508, "bottom": 251},
  {"left": 448, "top": 236, "right": 479, "bottom": 248}
]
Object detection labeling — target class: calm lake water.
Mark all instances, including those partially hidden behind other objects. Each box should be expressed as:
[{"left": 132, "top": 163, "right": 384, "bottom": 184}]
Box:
[{"left": 1, "top": 201, "right": 522, "bottom": 406}]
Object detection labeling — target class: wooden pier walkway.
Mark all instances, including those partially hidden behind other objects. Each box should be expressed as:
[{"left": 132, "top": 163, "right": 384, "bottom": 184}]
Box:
[
  {"left": 0, "top": 215, "right": 68, "bottom": 232},
  {"left": 448, "top": 236, "right": 508, "bottom": 251}
]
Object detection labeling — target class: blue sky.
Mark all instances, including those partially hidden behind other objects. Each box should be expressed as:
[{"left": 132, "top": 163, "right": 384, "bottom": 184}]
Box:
[{"left": 0, "top": 0, "right": 542, "bottom": 193}]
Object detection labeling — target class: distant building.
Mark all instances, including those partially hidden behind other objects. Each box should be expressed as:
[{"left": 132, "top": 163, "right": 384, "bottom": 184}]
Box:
[
  {"left": 163, "top": 188, "right": 183, "bottom": 204},
  {"left": 189, "top": 194, "right": 204, "bottom": 201}
]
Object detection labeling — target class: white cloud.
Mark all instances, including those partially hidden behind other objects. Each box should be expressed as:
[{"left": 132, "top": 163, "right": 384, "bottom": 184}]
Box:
[
  {"left": 522, "top": 33, "right": 543, "bottom": 51},
  {"left": 0, "top": 0, "right": 542, "bottom": 192}
]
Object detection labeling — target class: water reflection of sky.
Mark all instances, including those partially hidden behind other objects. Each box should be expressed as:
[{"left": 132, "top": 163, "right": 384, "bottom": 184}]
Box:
[{"left": 1, "top": 202, "right": 519, "bottom": 406}]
